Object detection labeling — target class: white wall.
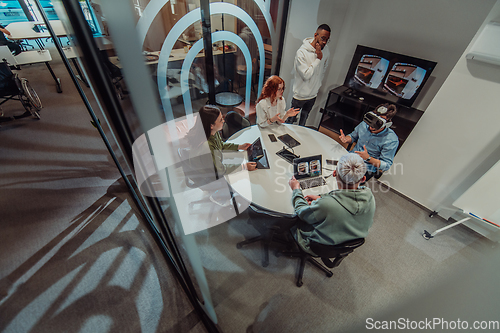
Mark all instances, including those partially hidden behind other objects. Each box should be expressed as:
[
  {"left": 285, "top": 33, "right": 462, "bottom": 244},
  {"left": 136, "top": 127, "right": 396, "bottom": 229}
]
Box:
[
  {"left": 280, "top": 0, "right": 347, "bottom": 124},
  {"left": 281, "top": 0, "right": 496, "bottom": 125},
  {"left": 382, "top": 0, "right": 500, "bottom": 231},
  {"left": 281, "top": 0, "right": 500, "bottom": 230}
]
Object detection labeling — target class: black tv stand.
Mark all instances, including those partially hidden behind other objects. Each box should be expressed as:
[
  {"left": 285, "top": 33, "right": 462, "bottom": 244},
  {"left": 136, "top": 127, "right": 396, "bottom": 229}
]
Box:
[
  {"left": 318, "top": 86, "right": 424, "bottom": 151},
  {"left": 345, "top": 88, "right": 357, "bottom": 98},
  {"left": 371, "top": 89, "right": 387, "bottom": 96}
]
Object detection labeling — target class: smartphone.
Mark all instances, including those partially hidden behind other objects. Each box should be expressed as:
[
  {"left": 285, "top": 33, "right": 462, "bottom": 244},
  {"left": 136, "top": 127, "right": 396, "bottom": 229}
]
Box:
[
  {"left": 326, "top": 159, "right": 338, "bottom": 165},
  {"left": 268, "top": 134, "right": 277, "bottom": 142}
]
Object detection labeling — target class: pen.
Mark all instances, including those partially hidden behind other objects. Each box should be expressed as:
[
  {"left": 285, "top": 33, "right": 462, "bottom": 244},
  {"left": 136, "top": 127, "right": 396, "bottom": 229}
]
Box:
[
  {"left": 463, "top": 211, "right": 499, "bottom": 228},
  {"left": 482, "top": 218, "right": 500, "bottom": 228},
  {"left": 466, "top": 212, "right": 481, "bottom": 220}
]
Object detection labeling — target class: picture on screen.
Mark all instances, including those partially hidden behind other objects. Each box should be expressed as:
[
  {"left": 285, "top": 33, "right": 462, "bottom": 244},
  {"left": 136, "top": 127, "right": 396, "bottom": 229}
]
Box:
[
  {"left": 383, "top": 63, "right": 427, "bottom": 99},
  {"left": 310, "top": 159, "right": 321, "bottom": 176},
  {"left": 297, "top": 159, "right": 321, "bottom": 176},
  {"left": 297, "top": 162, "right": 309, "bottom": 175},
  {"left": 354, "top": 55, "right": 389, "bottom": 89},
  {"left": 344, "top": 45, "right": 437, "bottom": 107}
]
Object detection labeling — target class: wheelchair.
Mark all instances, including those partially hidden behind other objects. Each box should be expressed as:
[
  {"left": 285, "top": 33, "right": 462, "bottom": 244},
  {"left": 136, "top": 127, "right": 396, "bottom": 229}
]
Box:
[{"left": 0, "top": 60, "right": 42, "bottom": 122}]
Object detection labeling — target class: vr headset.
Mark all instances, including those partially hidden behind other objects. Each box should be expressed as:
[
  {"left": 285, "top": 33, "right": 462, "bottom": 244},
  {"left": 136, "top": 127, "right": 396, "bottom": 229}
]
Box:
[{"left": 363, "top": 106, "right": 392, "bottom": 130}]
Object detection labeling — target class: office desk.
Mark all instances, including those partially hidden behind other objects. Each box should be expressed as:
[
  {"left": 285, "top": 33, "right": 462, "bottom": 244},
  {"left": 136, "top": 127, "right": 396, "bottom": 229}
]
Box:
[
  {"left": 0, "top": 46, "right": 62, "bottom": 93},
  {"left": 108, "top": 48, "right": 235, "bottom": 68},
  {"left": 3, "top": 21, "right": 68, "bottom": 92},
  {"left": 226, "top": 124, "right": 347, "bottom": 215},
  {"left": 6, "top": 20, "right": 67, "bottom": 50}
]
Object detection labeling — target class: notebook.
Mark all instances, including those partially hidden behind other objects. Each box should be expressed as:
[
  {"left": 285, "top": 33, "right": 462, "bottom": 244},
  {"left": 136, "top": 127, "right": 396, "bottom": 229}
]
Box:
[
  {"left": 247, "top": 137, "right": 270, "bottom": 169},
  {"left": 293, "top": 155, "right": 327, "bottom": 189},
  {"left": 278, "top": 134, "right": 300, "bottom": 148}
]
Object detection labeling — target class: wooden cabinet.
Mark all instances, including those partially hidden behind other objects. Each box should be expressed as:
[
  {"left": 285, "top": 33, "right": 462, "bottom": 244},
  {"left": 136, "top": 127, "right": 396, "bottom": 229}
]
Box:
[{"left": 318, "top": 86, "right": 424, "bottom": 151}]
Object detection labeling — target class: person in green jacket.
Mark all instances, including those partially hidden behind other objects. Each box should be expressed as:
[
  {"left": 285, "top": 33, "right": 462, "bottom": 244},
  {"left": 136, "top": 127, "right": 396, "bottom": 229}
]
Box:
[
  {"left": 194, "top": 105, "right": 257, "bottom": 178},
  {"left": 288, "top": 153, "right": 375, "bottom": 255}
]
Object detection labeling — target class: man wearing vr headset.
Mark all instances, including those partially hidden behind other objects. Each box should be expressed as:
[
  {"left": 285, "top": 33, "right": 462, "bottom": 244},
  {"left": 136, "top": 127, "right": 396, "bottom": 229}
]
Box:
[{"left": 339, "top": 103, "right": 399, "bottom": 183}]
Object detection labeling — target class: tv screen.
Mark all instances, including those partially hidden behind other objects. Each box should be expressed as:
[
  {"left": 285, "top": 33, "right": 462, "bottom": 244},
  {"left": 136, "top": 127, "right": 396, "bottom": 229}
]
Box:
[{"left": 344, "top": 45, "right": 437, "bottom": 107}]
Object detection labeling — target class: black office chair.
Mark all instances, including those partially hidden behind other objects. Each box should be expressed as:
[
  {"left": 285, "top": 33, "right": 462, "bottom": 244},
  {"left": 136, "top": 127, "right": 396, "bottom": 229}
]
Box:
[
  {"left": 277, "top": 235, "right": 365, "bottom": 287},
  {"left": 221, "top": 110, "right": 250, "bottom": 140},
  {"left": 237, "top": 204, "right": 298, "bottom": 267},
  {"left": 178, "top": 147, "right": 239, "bottom": 212},
  {"left": 178, "top": 148, "right": 216, "bottom": 187},
  {"left": 99, "top": 50, "right": 127, "bottom": 100}
]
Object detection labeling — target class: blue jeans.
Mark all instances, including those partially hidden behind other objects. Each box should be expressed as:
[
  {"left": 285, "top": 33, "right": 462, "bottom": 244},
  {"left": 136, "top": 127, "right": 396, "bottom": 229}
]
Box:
[{"left": 286, "top": 97, "right": 316, "bottom": 126}]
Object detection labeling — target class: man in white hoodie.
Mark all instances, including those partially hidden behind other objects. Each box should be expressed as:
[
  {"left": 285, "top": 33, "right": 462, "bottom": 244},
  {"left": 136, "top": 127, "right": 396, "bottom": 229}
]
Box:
[{"left": 286, "top": 24, "right": 331, "bottom": 126}]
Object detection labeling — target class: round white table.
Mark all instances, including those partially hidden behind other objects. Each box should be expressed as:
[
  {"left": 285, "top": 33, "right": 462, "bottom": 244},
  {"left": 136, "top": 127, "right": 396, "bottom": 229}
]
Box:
[{"left": 226, "top": 124, "right": 347, "bottom": 215}]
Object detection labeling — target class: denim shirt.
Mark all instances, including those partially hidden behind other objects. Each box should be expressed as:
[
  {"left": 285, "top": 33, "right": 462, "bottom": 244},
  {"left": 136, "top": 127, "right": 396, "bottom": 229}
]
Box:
[{"left": 348, "top": 122, "right": 399, "bottom": 173}]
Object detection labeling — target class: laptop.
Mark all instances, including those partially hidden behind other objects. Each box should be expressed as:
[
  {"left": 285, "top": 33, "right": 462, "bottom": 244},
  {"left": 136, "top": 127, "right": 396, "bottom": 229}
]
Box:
[
  {"left": 247, "top": 137, "right": 270, "bottom": 169},
  {"left": 293, "top": 155, "right": 327, "bottom": 189}
]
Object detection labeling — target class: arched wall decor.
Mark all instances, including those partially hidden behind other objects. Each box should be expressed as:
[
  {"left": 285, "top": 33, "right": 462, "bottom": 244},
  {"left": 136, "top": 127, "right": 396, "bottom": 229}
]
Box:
[{"left": 136, "top": 0, "right": 276, "bottom": 120}]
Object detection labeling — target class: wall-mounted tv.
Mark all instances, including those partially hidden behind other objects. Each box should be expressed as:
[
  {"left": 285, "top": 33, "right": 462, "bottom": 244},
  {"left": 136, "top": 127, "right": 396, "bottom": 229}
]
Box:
[{"left": 344, "top": 45, "right": 437, "bottom": 107}]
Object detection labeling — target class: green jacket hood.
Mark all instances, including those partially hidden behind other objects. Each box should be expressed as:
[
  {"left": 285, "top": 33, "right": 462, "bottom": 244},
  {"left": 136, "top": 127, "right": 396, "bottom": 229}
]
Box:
[{"left": 331, "top": 187, "right": 374, "bottom": 215}]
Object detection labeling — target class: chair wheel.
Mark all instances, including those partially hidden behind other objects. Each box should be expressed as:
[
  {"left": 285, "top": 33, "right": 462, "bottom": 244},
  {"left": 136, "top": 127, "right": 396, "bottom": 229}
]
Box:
[
  {"left": 326, "top": 271, "right": 333, "bottom": 277},
  {"left": 296, "top": 281, "right": 303, "bottom": 287}
]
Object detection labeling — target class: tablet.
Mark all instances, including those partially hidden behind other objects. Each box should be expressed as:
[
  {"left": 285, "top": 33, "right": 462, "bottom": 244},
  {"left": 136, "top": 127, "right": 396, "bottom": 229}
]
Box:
[
  {"left": 247, "top": 138, "right": 270, "bottom": 169},
  {"left": 278, "top": 134, "right": 300, "bottom": 148},
  {"left": 276, "top": 147, "right": 300, "bottom": 164}
]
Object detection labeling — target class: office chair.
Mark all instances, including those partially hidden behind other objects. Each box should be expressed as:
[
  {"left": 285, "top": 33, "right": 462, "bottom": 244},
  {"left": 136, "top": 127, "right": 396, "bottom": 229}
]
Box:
[
  {"left": 177, "top": 147, "right": 237, "bottom": 211},
  {"left": 277, "top": 235, "right": 365, "bottom": 287},
  {"left": 221, "top": 110, "right": 251, "bottom": 141},
  {"left": 236, "top": 204, "right": 297, "bottom": 267},
  {"left": 234, "top": 67, "right": 257, "bottom": 97},
  {"left": 99, "top": 50, "right": 127, "bottom": 100}
]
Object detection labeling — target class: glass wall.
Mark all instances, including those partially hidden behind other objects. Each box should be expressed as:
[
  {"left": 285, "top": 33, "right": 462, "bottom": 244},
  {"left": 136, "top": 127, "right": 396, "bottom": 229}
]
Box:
[
  {"left": 131, "top": 0, "right": 286, "bottom": 120},
  {"left": 0, "top": 0, "right": 59, "bottom": 24},
  {"left": 0, "top": 0, "right": 30, "bottom": 24},
  {"left": 46, "top": 0, "right": 290, "bottom": 331},
  {"left": 0, "top": 1, "right": 99, "bottom": 34}
]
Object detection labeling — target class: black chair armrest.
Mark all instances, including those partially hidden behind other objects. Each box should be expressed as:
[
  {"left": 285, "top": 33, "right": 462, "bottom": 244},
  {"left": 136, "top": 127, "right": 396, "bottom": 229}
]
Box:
[{"left": 320, "top": 254, "right": 348, "bottom": 268}]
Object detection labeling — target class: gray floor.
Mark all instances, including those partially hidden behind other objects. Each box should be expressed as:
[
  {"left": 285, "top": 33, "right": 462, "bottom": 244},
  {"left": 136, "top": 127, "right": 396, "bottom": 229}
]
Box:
[
  {"left": 0, "top": 52, "right": 205, "bottom": 333},
  {"left": 194, "top": 183, "right": 496, "bottom": 333},
  {"left": 0, "top": 45, "right": 497, "bottom": 333}
]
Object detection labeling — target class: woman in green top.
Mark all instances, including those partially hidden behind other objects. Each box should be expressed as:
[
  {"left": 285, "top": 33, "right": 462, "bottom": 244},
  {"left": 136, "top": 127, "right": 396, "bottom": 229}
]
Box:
[{"left": 198, "top": 105, "right": 257, "bottom": 177}]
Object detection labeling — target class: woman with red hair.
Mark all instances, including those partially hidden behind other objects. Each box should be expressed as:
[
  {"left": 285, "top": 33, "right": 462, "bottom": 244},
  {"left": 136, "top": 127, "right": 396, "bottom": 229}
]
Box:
[{"left": 256, "top": 75, "right": 299, "bottom": 127}]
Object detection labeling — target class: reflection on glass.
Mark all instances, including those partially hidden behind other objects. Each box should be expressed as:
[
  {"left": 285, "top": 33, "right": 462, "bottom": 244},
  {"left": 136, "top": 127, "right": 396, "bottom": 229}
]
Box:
[
  {"left": 78, "top": 1, "right": 290, "bottom": 330},
  {"left": 0, "top": 0, "right": 30, "bottom": 24}
]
